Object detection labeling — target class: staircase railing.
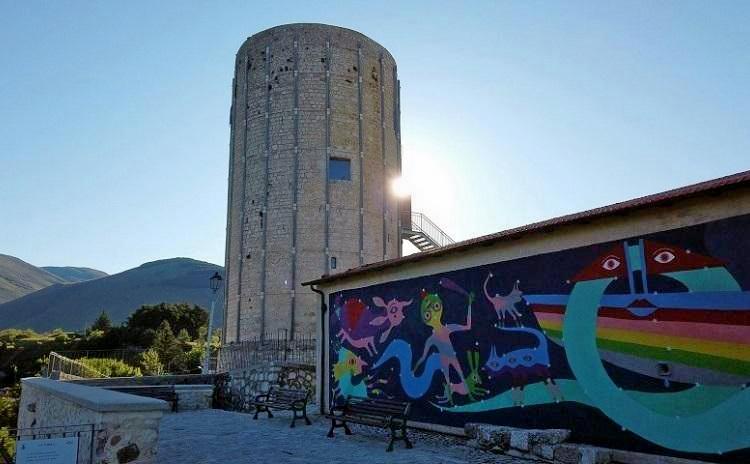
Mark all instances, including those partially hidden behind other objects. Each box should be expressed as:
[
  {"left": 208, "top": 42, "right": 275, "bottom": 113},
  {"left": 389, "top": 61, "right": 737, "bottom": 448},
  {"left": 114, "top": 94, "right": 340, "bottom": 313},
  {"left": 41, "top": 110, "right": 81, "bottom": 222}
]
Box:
[{"left": 409, "top": 212, "right": 455, "bottom": 248}]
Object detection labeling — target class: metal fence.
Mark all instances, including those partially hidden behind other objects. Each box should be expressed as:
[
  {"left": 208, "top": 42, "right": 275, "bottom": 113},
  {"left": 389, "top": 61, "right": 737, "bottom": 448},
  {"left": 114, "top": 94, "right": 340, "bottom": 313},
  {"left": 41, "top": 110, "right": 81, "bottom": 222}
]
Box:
[
  {"left": 1, "top": 424, "right": 99, "bottom": 464},
  {"left": 45, "top": 349, "right": 147, "bottom": 379},
  {"left": 45, "top": 352, "right": 108, "bottom": 379},
  {"left": 55, "top": 349, "right": 145, "bottom": 366},
  {"left": 217, "top": 331, "right": 316, "bottom": 371}
]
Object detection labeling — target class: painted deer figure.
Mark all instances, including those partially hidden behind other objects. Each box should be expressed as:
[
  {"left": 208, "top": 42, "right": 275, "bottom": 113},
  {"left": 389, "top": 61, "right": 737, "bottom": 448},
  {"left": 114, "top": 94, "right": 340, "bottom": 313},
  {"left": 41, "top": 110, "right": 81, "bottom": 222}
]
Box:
[
  {"left": 336, "top": 295, "right": 412, "bottom": 356},
  {"left": 370, "top": 297, "right": 412, "bottom": 343}
]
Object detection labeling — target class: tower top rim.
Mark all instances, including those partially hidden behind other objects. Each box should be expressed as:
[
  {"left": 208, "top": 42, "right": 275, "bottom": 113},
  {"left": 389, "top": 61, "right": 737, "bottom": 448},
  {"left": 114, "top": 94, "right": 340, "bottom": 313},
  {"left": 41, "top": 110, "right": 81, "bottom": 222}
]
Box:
[{"left": 238, "top": 23, "right": 395, "bottom": 63}]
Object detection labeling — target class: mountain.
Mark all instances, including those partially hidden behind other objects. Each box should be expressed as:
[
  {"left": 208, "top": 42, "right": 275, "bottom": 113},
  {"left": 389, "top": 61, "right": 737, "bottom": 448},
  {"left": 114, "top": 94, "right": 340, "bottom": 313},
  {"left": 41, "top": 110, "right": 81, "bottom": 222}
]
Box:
[
  {"left": 0, "top": 258, "right": 225, "bottom": 332},
  {"left": 42, "top": 266, "right": 108, "bottom": 283},
  {"left": 0, "top": 254, "right": 68, "bottom": 304}
]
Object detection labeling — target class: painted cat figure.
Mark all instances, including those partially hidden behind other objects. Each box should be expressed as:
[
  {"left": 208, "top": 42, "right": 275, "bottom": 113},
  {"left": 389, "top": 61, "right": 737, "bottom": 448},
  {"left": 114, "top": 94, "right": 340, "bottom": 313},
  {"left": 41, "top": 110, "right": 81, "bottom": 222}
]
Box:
[
  {"left": 484, "top": 272, "right": 524, "bottom": 326},
  {"left": 484, "top": 326, "right": 563, "bottom": 406}
]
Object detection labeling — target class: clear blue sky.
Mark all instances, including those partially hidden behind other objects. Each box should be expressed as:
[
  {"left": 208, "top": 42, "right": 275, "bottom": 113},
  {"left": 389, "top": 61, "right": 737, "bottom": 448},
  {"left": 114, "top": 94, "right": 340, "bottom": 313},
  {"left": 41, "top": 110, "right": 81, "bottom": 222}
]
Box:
[{"left": 1, "top": 1, "right": 748, "bottom": 274}]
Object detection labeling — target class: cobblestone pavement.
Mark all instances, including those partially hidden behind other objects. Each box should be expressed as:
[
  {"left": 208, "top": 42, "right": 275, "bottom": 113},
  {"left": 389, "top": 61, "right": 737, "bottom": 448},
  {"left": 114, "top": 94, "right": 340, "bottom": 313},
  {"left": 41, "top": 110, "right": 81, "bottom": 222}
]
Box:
[{"left": 158, "top": 409, "right": 538, "bottom": 464}]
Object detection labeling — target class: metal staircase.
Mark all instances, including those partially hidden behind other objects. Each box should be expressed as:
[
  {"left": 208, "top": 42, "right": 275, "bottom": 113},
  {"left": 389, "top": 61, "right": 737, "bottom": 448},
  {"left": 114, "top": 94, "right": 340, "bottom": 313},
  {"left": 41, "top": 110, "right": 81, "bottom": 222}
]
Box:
[{"left": 402, "top": 212, "right": 455, "bottom": 252}]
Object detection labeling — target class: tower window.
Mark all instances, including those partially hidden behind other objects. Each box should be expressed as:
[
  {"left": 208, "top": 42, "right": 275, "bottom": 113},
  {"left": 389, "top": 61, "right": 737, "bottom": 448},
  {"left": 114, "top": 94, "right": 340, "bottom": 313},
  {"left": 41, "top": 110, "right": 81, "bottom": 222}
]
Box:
[
  {"left": 328, "top": 158, "right": 351, "bottom": 181},
  {"left": 330, "top": 256, "right": 337, "bottom": 269}
]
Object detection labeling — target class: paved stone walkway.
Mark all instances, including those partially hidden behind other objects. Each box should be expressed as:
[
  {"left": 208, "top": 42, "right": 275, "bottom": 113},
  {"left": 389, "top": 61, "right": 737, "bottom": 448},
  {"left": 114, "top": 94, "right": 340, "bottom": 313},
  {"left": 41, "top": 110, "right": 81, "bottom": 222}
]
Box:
[{"left": 159, "top": 409, "right": 536, "bottom": 463}]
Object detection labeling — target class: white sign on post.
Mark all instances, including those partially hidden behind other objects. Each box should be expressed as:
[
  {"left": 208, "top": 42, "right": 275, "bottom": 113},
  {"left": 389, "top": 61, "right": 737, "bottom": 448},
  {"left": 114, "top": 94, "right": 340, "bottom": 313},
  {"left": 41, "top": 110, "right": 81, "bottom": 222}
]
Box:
[{"left": 15, "top": 436, "right": 79, "bottom": 464}]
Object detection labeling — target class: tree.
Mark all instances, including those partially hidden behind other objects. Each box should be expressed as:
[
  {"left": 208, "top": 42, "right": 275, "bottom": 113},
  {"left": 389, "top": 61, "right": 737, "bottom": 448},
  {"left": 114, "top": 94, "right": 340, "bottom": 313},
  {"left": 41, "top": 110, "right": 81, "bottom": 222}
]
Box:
[
  {"left": 90, "top": 311, "right": 112, "bottom": 332},
  {"left": 124, "top": 303, "right": 208, "bottom": 347},
  {"left": 151, "top": 321, "right": 184, "bottom": 373},
  {"left": 140, "top": 349, "right": 164, "bottom": 376},
  {"left": 176, "top": 328, "right": 191, "bottom": 346}
]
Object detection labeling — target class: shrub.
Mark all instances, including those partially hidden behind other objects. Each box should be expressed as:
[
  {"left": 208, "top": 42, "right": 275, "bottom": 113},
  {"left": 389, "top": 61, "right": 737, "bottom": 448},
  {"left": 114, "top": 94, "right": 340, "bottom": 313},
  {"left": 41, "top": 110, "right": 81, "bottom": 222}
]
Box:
[
  {"left": 140, "top": 349, "right": 164, "bottom": 376},
  {"left": 0, "top": 385, "right": 19, "bottom": 458},
  {"left": 0, "top": 427, "right": 14, "bottom": 460},
  {"left": 77, "top": 357, "right": 142, "bottom": 378}
]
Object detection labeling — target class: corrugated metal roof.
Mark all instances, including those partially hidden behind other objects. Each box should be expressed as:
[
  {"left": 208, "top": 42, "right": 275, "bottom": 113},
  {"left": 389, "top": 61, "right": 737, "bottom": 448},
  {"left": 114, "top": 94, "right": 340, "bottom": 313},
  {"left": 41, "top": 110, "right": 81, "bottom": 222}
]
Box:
[{"left": 303, "top": 169, "right": 750, "bottom": 286}]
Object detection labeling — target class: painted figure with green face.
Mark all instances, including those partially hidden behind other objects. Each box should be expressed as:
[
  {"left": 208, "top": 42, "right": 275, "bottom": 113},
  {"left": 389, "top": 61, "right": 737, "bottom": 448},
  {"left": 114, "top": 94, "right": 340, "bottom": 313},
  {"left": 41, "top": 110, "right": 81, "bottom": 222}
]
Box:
[{"left": 414, "top": 279, "right": 476, "bottom": 402}]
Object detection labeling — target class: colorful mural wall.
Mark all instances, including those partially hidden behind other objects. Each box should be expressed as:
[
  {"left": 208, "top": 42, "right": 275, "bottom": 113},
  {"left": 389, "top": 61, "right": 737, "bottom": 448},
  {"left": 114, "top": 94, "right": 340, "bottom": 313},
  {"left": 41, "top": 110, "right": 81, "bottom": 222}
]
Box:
[{"left": 328, "top": 214, "right": 750, "bottom": 461}]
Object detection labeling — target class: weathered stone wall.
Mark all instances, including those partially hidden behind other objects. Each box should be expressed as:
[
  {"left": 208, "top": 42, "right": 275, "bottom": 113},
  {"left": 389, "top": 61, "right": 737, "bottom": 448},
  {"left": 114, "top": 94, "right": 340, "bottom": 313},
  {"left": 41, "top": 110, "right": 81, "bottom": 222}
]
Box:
[
  {"left": 18, "top": 378, "right": 169, "bottom": 464},
  {"left": 224, "top": 23, "right": 404, "bottom": 343},
  {"left": 214, "top": 362, "right": 315, "bottom": 411}
]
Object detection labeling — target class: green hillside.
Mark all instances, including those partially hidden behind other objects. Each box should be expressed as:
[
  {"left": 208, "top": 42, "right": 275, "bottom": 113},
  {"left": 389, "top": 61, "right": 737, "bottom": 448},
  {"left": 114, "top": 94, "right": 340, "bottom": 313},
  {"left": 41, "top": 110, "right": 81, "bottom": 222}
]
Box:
[
  {"left": 42, "top": 266, "right": 108, "bottom": 283},
  {"left": 0, "top": 254, "right": 67, "bottom": 304},
  {"left": 0, "top": 258, "right": 224, "bottom": 332}
]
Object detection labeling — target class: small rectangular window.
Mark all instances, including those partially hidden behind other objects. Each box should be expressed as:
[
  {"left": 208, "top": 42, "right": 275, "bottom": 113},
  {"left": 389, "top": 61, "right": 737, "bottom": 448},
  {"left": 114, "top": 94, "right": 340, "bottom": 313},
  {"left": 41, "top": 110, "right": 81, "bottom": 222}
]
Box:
[
  {"left": 330, "top": 256, "right": 337, "bottom": 269},
  {"left": 328, "top": 158, "right": 351, "bottom": 181}
]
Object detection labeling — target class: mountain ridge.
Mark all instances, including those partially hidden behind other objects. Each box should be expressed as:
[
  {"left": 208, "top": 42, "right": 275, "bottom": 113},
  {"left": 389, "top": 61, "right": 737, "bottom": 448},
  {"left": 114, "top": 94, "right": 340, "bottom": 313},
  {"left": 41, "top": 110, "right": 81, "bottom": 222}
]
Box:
[
  {"left": 0, "top": 254, "right": 68, "bottom": 304},
  {"left": 0, "top": 257, "right": 224, "bottom": 332},
  {"left": 42, "top": 266, "right": 108, "bottom": 283}
]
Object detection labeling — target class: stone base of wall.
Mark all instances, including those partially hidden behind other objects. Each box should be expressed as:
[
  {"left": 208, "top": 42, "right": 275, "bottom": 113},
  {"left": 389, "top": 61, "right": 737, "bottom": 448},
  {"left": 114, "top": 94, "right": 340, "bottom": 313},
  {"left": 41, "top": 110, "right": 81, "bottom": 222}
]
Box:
[
  {"left": 464, "top": 423, "right": 712, "bottom": 464},
  {"left": 214, "top": 362, "right": 315, "bottom": 411}
]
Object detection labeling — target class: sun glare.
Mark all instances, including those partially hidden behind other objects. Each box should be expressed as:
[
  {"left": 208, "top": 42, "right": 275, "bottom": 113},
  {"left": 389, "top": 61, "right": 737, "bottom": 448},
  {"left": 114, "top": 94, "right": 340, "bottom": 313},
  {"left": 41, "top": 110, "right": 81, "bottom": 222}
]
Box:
[{"left": 392, "top": 176, "right": 411, "bottom": 198}]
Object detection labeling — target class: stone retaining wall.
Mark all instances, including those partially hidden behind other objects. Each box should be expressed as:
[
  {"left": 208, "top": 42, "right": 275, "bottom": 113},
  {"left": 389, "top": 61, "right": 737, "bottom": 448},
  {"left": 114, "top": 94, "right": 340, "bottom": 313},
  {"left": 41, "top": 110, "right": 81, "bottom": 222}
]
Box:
[{"left": 214, "top": 362, "right": 315, "bottom": 411}]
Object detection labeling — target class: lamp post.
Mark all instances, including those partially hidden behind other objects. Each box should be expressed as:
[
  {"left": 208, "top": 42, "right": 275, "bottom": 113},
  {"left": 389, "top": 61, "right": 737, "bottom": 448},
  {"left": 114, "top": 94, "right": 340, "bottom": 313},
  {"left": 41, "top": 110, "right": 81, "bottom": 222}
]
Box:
[{"left": 203, "top": 271, "right": 223, "bottom": 374}]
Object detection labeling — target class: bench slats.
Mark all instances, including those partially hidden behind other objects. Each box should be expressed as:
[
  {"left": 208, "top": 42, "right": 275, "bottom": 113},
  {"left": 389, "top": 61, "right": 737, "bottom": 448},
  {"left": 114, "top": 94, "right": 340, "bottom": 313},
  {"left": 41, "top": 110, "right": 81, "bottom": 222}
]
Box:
[{"left": 326, "top": 396, "right": 413, "bottom": 452}]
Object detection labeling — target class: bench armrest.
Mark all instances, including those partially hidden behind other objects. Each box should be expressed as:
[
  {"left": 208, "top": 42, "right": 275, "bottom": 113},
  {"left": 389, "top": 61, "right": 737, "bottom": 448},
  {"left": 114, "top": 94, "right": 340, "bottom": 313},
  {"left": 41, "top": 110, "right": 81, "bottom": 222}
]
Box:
[
  {"left": 254, "top": 393, "right": 269, "bottom": 402},
  {"left": 328, "top": 404, "right": 346, "bottom": 416},
  {"left": 292, "top": 399, "right": 307, "bottom": 409}
]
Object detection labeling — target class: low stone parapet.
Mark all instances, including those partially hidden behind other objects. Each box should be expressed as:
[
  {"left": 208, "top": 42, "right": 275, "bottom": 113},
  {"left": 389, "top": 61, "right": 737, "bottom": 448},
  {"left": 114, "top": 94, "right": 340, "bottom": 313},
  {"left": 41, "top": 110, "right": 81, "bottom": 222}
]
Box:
[
  {"left": 18, "top": 377, "right": 170, "bottom": 464},
  {"left": 174, "top": 385, "right": 213, "bottom": 410}
]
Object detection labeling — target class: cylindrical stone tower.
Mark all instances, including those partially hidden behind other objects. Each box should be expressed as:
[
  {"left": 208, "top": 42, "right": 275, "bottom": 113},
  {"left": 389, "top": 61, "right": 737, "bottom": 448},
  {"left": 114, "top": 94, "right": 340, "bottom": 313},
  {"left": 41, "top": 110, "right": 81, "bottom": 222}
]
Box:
[{"left": 223, "top": 24, "right": 404, "bottom": 343}]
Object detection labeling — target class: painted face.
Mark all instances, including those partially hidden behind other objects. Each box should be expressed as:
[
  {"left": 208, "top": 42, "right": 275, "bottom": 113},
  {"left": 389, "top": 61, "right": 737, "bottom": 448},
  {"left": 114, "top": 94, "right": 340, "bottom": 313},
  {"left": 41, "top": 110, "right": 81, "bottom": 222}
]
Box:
[
  {"left": 420, "top": 293, "right": 443, "bottom": 329},
  {"left": 570, "top": 244, "right": 628, "bottom": 282},
  {"left": 389, "top": 304, "right": 405, "bottom": 324},
  {"left": 643, "top": 240, "right": 724, "bottom": 274}
]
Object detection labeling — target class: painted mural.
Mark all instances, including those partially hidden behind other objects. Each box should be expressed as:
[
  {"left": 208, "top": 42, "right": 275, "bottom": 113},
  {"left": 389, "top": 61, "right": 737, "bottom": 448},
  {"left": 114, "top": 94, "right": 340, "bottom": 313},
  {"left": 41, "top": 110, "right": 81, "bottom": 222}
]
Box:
[{"left": 328, "top": 214, "right": 750, "bottom": 461}]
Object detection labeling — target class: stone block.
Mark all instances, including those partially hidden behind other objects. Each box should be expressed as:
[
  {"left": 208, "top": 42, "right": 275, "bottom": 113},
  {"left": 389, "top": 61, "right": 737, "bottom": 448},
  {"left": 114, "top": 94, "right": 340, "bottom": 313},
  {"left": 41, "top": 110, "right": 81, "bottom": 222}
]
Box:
[
  {"left": 554, "top": 444, "right": 583, "bottom": 464},
  {"left": 537, "top": 444, "right": 556, "bottom": 460},
  {"left": 464, "top": 423, "right": 511, "bottom": 451},
  {"left": 510, "top": 430, "right": 530, "bottom": 451}
]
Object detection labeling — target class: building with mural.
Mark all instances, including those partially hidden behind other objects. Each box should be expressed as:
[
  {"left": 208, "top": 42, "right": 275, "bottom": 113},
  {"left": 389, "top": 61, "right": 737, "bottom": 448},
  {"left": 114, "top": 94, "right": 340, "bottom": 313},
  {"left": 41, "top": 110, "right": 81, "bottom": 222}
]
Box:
[{"left": 304, "top": 171, "right": 750, "bottom": 463}]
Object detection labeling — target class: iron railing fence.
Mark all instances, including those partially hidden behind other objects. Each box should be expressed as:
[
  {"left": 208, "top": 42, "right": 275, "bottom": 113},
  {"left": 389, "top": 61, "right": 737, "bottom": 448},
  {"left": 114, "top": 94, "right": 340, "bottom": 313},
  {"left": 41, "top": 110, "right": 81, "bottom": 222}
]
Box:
[
  {"left": 218, "top": 331, "right": 316, "bottom": 372},
  {"left": 45, "top": 352, "right": 108, "bottom": 379},
  {"left": 1, "top": 424, "right": 99, "bottom": 464},
  {"left": 410, "top": 212, "right": 455, "bottom": 248},
  {"left": 55, "top": 348, "right": 145, "bottom": 366}
]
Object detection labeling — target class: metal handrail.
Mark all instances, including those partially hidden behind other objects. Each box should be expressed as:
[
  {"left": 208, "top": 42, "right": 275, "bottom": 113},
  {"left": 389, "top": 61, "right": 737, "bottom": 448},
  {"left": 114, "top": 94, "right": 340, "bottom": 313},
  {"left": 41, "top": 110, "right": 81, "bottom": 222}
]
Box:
[
  {"left": 409, "top": 212, "right": 455, "bottom": 248},
  {"left": 46, "top": 352, "right": 108, "bottom": 379}
]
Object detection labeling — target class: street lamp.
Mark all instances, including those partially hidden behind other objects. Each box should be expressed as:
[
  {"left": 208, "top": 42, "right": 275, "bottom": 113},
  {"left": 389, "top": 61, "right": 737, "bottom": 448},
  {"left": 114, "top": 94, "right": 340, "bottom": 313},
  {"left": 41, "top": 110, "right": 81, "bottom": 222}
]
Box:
[{"left": 203, "top": 271, "right": 223, "bottom": 374}]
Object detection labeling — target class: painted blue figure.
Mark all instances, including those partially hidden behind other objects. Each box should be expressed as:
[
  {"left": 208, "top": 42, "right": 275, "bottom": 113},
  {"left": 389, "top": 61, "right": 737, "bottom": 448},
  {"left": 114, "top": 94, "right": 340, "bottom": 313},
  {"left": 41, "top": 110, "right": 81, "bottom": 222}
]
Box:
[{"left": 484, "top": 326, "right": 563, "bottom": 406}]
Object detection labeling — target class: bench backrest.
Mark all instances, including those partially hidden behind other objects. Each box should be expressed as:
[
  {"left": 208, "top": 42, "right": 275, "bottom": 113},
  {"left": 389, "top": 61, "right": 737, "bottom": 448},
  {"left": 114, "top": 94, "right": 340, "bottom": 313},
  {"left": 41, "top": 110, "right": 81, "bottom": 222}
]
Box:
[
  {"left": 268, "top": 387, "right": 309, "bottom": 403},
  {"left": 345, "top": 396, "right": 410, "bottom": 419}
]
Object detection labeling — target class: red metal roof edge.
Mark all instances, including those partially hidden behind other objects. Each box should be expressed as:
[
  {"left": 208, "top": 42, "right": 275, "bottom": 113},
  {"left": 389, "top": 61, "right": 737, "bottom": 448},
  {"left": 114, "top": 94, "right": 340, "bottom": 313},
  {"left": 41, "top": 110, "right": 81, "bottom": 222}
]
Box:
[{"left": 303, "top": 169, "right": 750, "bottom": 286}]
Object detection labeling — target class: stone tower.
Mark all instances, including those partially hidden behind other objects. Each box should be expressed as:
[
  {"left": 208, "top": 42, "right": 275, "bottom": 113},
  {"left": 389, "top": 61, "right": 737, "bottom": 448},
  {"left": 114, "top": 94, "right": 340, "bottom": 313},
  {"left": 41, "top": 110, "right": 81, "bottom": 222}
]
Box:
[{"left": 223, "top": 24, "right": 405, "bottom": 343}]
